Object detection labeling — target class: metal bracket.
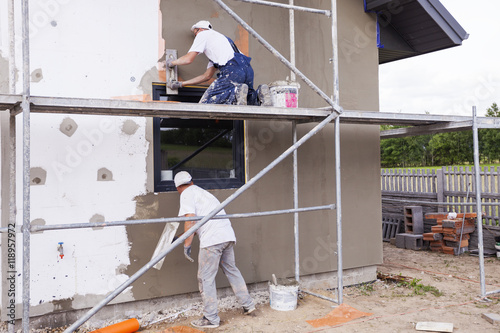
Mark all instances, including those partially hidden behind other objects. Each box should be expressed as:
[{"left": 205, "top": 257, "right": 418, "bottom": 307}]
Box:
[{"left": 165, "top": 49, "right": 178, "bottom": 95}]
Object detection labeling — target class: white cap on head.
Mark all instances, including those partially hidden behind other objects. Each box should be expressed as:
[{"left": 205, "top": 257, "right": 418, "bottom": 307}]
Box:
[
  {"left": 191, "top": 20, "right": 212, "bottom": 32},
  {"left": 174, "top": 171, "right": 192, "bottom": 188}
]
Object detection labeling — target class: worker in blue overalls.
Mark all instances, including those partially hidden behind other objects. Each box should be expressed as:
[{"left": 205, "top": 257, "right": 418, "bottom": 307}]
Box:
[{"left": 167, "top": 20, "right": 271, "bottom": 106}]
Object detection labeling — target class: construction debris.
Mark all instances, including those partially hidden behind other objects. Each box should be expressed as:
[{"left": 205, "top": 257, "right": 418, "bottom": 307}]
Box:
[
  {"left": 482, "top": 313, "right": 500, "bottom": 325},
  {"left": 377, "top": 272, "right": 411, "bottom": 284}
]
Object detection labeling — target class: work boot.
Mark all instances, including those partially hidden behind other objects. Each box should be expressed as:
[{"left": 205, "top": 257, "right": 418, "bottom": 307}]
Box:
[
  {"left": 191, "top": 316, "right": 219, "bottom": 329},
  {"left": 243, "top": 305, "right": 256, "bottom": 315},
  {"left": 257, "top": 84, "right": 272, "bottom": 106},
  {"left": 235, "top": 83, "right": 248, "bottom": 105}
]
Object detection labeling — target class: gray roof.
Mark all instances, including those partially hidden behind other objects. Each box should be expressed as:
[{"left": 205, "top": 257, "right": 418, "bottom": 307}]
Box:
[{"left": 364, "top": 0, "right": 469, "bottom": 64}]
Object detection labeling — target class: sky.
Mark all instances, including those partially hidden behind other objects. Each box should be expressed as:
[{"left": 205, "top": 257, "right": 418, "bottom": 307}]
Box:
[{"left": 378, "top": 0, "right": 500, "bottom": 117}]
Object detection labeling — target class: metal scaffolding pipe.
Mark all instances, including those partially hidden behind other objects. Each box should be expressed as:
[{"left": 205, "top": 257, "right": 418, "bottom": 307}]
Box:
[
  {"left": 235, "top": 0, "right": 331, "bottom": 16},
  {"left": 486, "top": 289, "right": 500, "bottom": 296},
  {"left": 301, "top": 289, "right": 338, "bottom": 303},
  {"left": 290, "top": 1, "right": 300, "bottom": 283},
  {"left": 293, "top": 121, "right": 300, "bottom": 282},
  {"left": 330, "top": 0, "right": 340, "bottom": 109},
  {"left": 331, "top": 0, "right": 342, "bottom": 304},
  {"left": 21, "top": 0, "right": 31, "bottom": 331},
  {"left": 8, "top": 109, "right": 16, "bottom": 333},
  {"left": 289, "top": 0, "right": 296, "bottom": 82},
  {"left": 213, "top": 0, "right": 341, "bottom": 113},
  {"left": 472, "top": 107, "right": 486, "bottom": 297},
  {"left": 334, "top": 116, "right": 343, "bottom": 304},
  {"left": 64, "top": 109, "right": 341, "bottom": 332},
  {"left": 28, "top": 205, "right": 335, "bottom": 233}
]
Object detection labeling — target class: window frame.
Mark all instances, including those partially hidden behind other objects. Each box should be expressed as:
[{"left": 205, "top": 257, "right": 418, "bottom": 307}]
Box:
[{"left": 152, "top": 83, "right": 245, "bottom": 192}]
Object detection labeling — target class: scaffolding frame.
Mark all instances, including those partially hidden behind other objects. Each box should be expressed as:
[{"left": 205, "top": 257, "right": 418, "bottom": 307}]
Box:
[{"left": 0, "top": 0, "right": 498, "bottom": 332}]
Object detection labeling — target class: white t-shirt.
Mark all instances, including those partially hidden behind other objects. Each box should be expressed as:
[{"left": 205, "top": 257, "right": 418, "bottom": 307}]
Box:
[
  {"left": 188, "top": 29, "right": 235, "bottom": 69},
  {"left": 178, "top": 185, "right": 236, "bottom": 248}
]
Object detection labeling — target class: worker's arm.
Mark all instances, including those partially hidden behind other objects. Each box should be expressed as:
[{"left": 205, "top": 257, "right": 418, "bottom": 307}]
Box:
[
  {"left": 183, "top": 214, "right": 196, "bottom": 262},
  {"left": 172, "top": 51, "right": 198, "bottom": 66},
  {"left": 183, "top": 214, "right": 196, "bottom": 247},
  {"left": 181, "top": 66, "right": 217, "bottom": 86}
]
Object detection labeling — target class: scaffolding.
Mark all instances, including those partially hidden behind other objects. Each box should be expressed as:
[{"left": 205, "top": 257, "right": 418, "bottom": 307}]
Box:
[{"left": 0, "top": 0, "right": 499, "bottom": 332}]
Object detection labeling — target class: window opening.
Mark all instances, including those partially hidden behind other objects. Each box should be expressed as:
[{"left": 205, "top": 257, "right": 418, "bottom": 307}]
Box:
[{"left": 152, "top": 83, "right": 245, "bottom": 191}]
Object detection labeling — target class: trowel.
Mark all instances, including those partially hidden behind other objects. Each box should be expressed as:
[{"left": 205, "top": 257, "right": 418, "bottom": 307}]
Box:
[{"left": 165, "top": 49, "right": 178, "bottom": 95}]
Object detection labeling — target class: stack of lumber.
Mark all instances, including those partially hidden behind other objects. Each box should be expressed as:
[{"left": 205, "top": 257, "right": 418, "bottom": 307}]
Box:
[{"left": 423, "top": 212, "right": 477, "bottom": 255}]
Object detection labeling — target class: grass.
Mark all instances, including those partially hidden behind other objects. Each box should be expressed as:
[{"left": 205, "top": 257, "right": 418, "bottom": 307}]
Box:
[
  {"left": 397, "top": 278, "right": 443, "bottom": 297},
  {"left": 357, "top": 282, "right": 375, "bottom": 295}
]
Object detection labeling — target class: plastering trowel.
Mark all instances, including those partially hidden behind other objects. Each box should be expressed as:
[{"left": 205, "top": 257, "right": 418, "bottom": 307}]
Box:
[
  {"left": 165, "top": 49, "right": 178, "bottom": 95},
  {"left": 151, "top": 221, "right": 180, "bottom": 270}
]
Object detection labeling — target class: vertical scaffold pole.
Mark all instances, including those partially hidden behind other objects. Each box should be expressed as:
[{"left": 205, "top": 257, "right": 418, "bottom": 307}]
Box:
[
  {"left": 293, "top": 121, "right": 299, "bottom": 282},
  {"left": 289, "top": 0, "right": 300, "bottom": 283},
  {"left": 7, "top": 4, "right": 17, "bottom": 332},
  {"left": 331, "top": 0, "right": 342, "bottom": 304},
  {"left": 472, "top": 107, "right": 486, "bottom": 297},
  {"left": 21, "top": 0, "right": 31, "bottom": 331},
  {"left": 334, "top": 116, "right": 343, "bottom": 304}
]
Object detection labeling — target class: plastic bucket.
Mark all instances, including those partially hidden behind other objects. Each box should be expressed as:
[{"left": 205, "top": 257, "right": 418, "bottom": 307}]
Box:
[
  {"left": 269, "top": 81, "right": 300, "bottom": 108},
  {"left": 269, "top": 282, "right": 299, "bottom": 311}
]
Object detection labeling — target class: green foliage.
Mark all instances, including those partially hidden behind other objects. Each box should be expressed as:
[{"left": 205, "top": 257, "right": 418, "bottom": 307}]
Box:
[
  {"left": 398, "top": 278, "right": 442, "bottom": 297},
  {"left": 357, "top": 282, "right": 375, "bottom": 295},
  {"left": 481, "top": 103, "right": 500, "bottom": 162},
  {"left": 381, "top": 102, "right": 499, "bottom": 167}
]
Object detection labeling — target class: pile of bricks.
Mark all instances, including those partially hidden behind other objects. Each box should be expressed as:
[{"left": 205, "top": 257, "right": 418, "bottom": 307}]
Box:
[{"left": 423, "top": 212, "right": 477, "bottom": 255}]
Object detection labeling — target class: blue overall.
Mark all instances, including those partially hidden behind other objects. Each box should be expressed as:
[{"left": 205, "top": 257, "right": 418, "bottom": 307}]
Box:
[{"left": 199, "top": 38, "right": 258, "bottom": 105}]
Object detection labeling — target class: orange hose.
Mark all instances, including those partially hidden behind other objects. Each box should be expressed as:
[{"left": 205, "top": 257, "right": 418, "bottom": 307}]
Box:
[{"left": 90, "top": 319, "right": 140, "bottom": 333}]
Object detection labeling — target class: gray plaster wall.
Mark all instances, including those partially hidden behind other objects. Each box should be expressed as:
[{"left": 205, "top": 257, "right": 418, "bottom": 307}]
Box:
[
  {"left": 0, "top": 52, "right": 9, "bottom": 94},
  {"left": 125, "top": 0, "right": 382, "bottom": 301}
]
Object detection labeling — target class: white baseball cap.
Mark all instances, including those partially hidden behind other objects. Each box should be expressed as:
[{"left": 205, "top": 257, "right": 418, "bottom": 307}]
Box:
[
  {"left": 191, "top": 20, "right": 212, "bottom": 32},
  {"left": 174, "top": 171, "right": 192, "bottom": 187}
]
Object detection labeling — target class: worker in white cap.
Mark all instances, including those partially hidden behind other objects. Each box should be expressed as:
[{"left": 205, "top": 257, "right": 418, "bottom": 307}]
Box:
[
  {"left": 166, "top": 20, "right": 271, "bottom": 106},
  {"left": 174, "top": 171, "right": 255, "bottom": 329}
]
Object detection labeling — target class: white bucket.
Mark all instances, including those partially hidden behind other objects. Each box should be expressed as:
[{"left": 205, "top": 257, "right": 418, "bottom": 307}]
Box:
[
  {"left": 269, "top": 282, "right": 299, "bottom": 311},
  {"left": 269, "top": 81, "right": 300, "bottom": 108}
]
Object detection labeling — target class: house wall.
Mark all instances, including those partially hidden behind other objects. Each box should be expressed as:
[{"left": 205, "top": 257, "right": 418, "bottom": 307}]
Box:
[
  {"left": 124, "top": 0, "right": 382, "bottom": 301},
  {"left": 0, "top": 0, "right": 159, "bottom": 320},
  {"left": 0, "top": 0, "right": 382, "bottom": 323}
]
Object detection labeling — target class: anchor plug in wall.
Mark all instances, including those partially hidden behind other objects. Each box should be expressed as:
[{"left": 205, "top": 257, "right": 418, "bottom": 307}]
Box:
[{"left": 57, "top": 242, "right": 64, "bottom": 259}]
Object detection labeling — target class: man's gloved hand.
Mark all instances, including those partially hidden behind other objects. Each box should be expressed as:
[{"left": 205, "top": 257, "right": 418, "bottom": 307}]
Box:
[
  {"left": 166, "top": 58, "right": 175, "bottom": 68},
  {"left": 184, "top": 245, "right": 194, "bottom": 262},
  {"left": 168, "top": 81, "right": 183, "bottom": 90}
]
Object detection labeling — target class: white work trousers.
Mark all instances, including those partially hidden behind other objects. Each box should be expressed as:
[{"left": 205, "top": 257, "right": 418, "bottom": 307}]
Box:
[{"left": 198, "top": 241, "right": 254, "bottom": 325}]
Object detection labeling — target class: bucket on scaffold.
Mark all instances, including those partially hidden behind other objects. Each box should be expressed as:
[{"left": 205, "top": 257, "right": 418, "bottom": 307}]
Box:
[
  {"left": 269, "top": 278, "right": 299, "bottom": 311},
  {"left": 268, "top": 81, "right": 300, "bottom": 108}
]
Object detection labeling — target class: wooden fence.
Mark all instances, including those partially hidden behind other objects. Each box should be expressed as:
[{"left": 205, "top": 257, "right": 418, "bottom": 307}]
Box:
[{"left": 381, "top": 166, "right": 500, "bottom": 226}]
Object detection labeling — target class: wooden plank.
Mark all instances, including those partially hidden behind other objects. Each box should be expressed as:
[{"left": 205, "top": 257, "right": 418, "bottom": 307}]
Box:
[{"left": 415, "top": 322, "right": 453, "bottom": 332}]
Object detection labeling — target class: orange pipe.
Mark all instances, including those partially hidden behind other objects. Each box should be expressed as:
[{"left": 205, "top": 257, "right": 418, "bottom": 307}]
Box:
[{"left": 90, "top": 318, "right": 140, "bottom": 333}]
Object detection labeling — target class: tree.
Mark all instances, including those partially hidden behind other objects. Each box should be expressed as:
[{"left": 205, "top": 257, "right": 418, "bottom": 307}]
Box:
[
  {"left": 481, "top": 102, "right": 500, "bottom": 162},
  {"left": 381, "top": 103, "right": 500, "bottom": 167}
]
